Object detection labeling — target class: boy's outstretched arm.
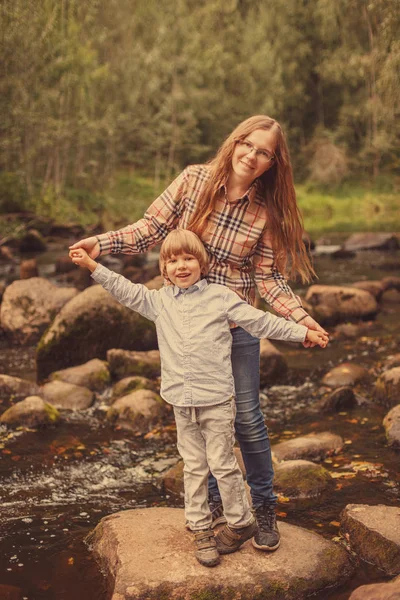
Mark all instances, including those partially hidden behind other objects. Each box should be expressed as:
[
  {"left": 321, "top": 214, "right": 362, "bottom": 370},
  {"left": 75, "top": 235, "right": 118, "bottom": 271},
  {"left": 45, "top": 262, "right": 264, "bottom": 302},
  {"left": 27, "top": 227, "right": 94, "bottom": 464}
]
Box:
[{"left": 69, "top": 248, "right": 161, "bottom": 322}]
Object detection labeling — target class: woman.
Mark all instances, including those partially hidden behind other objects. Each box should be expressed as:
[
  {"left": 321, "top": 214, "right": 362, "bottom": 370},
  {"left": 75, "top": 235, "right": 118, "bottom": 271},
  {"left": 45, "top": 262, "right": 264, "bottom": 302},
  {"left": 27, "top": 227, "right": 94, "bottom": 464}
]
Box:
[{"left": 70, "top": 115, "right": 327, "bottom": 552}]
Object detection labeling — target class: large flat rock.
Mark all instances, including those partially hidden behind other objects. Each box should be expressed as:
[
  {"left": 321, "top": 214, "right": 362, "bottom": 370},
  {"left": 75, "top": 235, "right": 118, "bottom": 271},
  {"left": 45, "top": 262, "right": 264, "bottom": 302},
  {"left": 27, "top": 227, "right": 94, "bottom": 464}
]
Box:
[
  {"left": 341, "top": 504, "right": 400, "bottom": 576},
  {"left": 89, "top": 507, "right": 353, "bottom": 600}
]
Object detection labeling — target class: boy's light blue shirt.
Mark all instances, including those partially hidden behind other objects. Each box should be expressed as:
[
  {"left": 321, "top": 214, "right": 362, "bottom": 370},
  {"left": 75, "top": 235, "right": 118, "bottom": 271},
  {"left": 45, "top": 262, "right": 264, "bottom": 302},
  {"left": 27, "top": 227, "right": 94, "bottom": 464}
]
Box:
[{"left": 92, "top": 264, "right": 307, "bottom": 408}]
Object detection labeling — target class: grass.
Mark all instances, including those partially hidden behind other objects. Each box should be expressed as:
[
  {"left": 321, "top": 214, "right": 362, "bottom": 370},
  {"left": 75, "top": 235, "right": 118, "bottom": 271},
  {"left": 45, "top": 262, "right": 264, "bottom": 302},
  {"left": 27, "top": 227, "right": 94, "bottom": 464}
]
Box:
[{"left": 0, "top": 171, "right": 398, "bottom": 237}]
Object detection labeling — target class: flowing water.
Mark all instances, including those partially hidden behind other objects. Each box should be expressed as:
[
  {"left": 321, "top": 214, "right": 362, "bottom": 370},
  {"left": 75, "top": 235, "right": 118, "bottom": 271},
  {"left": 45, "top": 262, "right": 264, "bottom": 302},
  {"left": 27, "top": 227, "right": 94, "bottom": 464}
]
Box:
[{"left": 0, "top": 244, "right": 399, "bottom": 599}]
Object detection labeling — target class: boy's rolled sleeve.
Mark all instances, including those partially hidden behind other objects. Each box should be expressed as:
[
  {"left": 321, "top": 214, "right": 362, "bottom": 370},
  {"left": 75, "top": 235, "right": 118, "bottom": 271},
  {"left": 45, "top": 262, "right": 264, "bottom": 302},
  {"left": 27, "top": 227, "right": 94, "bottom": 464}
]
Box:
[
  {"left": 96, "top": 167, "right": 190, "bottom": 256},
  {"left": 224, "top": 288, "right": 307, "bottom": 343},
  {"left": 91, "top": 264, "right": 162, "bottom": 322}
]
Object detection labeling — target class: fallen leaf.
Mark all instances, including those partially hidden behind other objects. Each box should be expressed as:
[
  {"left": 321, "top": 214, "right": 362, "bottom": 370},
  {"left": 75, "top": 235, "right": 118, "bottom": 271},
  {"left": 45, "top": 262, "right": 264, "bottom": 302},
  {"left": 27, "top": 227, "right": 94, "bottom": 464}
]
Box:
[{"left": 329, "top": 521, "right": 340, "bottom": 527}]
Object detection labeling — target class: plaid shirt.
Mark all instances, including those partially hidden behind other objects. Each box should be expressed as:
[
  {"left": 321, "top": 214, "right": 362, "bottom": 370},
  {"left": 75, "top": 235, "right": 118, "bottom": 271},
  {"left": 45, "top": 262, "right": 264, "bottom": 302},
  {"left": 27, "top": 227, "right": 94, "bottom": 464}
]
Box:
[{"left": 97, "top": 164, "right": 308, "bottom": 323}]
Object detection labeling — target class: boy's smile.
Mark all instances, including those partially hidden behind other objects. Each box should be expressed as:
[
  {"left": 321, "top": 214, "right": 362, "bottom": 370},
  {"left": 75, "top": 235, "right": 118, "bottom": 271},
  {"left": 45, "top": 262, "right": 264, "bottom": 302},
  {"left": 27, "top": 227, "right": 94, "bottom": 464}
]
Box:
[{"left": 165, "top": 253, "right": 201, "bottom": 289}]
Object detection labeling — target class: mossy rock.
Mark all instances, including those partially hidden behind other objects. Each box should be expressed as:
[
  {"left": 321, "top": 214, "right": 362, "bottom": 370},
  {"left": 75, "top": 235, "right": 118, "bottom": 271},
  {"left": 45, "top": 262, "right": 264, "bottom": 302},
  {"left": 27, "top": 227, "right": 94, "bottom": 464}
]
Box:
[
  {"left": 112, "top": 376, "right": 158, "bottom": 398},
  {"left": 375, "top": 367, "right": 400, "bottom": 409},
  {"left": 274, "top": 459, "right": 334, "bottom": 498},
  {"left": 107, "top": 349, "right": 160, "bottom": 380},
  {"left": 0, "top": 396, "right": 60, "bottom": 428},
  {"left": 106, "top": 389, "right": 165, "bottom": 433},
  {"left": 50, "top": 359, "right": 111, "bottom": 392},
  {"left": 36, "top": 285, "right": 157, "bottom": 382}
]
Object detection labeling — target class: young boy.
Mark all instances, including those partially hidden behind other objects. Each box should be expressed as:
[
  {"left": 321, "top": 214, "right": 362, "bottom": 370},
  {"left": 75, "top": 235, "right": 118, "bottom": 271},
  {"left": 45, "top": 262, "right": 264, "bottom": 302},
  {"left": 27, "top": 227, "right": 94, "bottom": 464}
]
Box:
[{"left": 70, "top": 229, "right": 328, "bottom": 567}]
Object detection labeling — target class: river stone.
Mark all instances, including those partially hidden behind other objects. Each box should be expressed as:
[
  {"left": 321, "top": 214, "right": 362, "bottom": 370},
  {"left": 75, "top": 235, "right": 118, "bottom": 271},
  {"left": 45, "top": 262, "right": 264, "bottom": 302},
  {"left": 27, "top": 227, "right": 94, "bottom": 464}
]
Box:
[
  {"left": 88, "top": 507, "right": 353, "bottom": 600},
  {"left": 375, "top": 368, "right": 400, "bottom": 409},
  {"left": 385, "top": 354, "right": 400, "bottom": 369},
  {"left": 107, "top": 389, "right": 165, "bottom": 432},
  {"left": 381, "top": 289, "right": 400, "bottom": 304},
  {"left": 318, "top": 386, "right": 357, "bottom": 412},
  {"left": 260, "top": 339, "right": 288, "bottom": 386},
  {"left": 333, "top": 322, "right": 371, "bottom": 339},
  {"left": 107, "top": 349, "right": 161, "bottom": 380},
  {"left": 322, "top": 362, "right": 370, "bottom": 388},
  {"left": 0, "top": 584, "right": 23, "bottom": 600},
  {"left": 304, "top": 285, "right": 379, "bottom": 324},
  {"left": 36, "top": 285, "right": 157, "bottom": 382},
  {"left": 42, "top": 380, "right": 94, "bottom": 410},
  {"left": 383, "top": 405, "right": 400, "bottom": 448},
  {"left": 272, "top": 432, "right": 343, "bottom": 462},
  {"left": 349, "top": 575, "right": 400, "bottom": 600},
  {"left": 343, "top": 232, "right": 399, "bottom": 251},
  {"left": 341, "top": 504, "right": 400, "bottom": 576},
  {"left": 0, "top": 396, "right": 60, "bottom": 428},
  {"left": 112, "top": 376, "right": 158, "bottom": 398},
  {"left": 50, "top": 359, "right": 110, "bottom": 392},
  {"left": 352, "top": 280, "right": 386, "bottom": 300},
  {"left": 274, "top": 460, "right": 334, "bottom": 498},
  {"left": 0, "top": 374, "right": 40, "bottom": 402},
  {"left": 1, "top": 278, "right": 78, "bottom": 345},
  {"left": 382, "top": 276, "right": 400, "bottom": 291},
  {"left": 20, "top": 258, "right": 39, "bottom": 279},
  {"left": 19, "top": 228, "right": 47, "bottom": 252}
]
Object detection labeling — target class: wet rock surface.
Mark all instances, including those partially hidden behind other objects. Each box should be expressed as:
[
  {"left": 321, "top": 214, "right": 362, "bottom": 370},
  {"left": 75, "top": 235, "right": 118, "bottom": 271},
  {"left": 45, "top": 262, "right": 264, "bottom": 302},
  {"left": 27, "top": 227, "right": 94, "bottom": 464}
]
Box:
[
  {"left": 349, "top": 575, "right": 400, "bottom": 600},
  {"left": 375, "top": 367, "right": 400, "bottom": 409},
  {"left": 343, "top": 232, "right": 399, "bottom": 251},
  {"left": 305, "top": 284, "right": 379, "bottom": 324},
  {"left": 341, "top": 504, "right": 400, "bottom": 576},
  {"left": 49, "top": 358, "right": 111, "bottom": 392},
  {"left": 42, "top": 380, "right": 94, "bottom": 410},
  {"left": 36, "top": 285, "right": 157, "bottom": 381},
  {"left": 107, "top": 389, "right": 166, "bottom": 432},
  {"left": 107, "top": 349, "right": 161, "bottom": 380},
  {"left": 274, "top": 459, "right": 334, "bottom": 498},
  {"left": 0, "top": 374, "right": 40, "bottom": 402},
  {"left": 317, "top": 386, "right": 358, "bottom": 412},
  {"left": 0, "top": 395, "right": 60, "bottom": 427},
  {"left": 383, "top": 405, "right": 400, "bottom": 448},
  {"left": 272, "top": 432, "right": 343, "bottom": 462},
  {"left": 112, "top": 375, "right": 159, "bottom": 398},
  {"left": 1, "top": 278, "right": 78, "bottom": 345},
  {"left": 89, "top": 507, "right": 353, "bottom": 600},
  {"left": 322, "top": 362, "right": 370, "bottom": 388}
]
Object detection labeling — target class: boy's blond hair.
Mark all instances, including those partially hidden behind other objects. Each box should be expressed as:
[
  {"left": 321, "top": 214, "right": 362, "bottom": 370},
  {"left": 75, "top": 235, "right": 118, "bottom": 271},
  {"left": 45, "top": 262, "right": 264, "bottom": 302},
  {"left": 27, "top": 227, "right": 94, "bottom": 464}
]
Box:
[{"left": 159, "top": 229, "right": 209, "bottom": 279}]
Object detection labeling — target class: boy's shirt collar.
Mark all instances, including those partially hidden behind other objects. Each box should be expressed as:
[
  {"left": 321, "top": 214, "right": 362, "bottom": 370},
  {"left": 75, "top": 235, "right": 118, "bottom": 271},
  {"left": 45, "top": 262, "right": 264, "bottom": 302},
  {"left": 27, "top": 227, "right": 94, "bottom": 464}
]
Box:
[{"left": 172, "top": 278, "right": 208, "bottom": 297}]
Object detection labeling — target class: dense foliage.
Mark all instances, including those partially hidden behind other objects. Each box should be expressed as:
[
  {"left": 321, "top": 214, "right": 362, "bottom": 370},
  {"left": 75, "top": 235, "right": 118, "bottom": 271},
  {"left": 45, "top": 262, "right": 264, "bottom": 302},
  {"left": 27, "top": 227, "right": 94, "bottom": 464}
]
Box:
[{"left": 1, "top": 0, "right": 399, "bottom": 207}]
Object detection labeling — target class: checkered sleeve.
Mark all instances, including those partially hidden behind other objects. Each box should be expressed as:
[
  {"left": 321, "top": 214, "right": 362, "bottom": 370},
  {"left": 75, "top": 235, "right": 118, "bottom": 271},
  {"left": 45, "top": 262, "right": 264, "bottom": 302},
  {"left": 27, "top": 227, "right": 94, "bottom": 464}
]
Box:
[
  {"left": 253, "top": 227, "right": 308, "bottom": 323},
  {"left": 96, "top": 168, "right": 189, "bottom": 255}
]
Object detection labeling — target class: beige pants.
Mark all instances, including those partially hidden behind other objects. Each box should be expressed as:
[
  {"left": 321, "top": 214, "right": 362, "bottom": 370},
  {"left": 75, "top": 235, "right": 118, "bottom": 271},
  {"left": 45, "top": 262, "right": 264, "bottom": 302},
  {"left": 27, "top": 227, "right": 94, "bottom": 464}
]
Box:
[{"left": 173, "top": 398, "right": 253, "bottom": 531}]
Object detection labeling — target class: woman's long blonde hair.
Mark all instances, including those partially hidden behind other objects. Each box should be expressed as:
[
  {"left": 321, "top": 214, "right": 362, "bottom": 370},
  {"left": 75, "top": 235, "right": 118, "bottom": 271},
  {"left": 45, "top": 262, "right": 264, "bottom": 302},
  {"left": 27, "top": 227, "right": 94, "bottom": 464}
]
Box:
[{"left": 189, "top": 115, "right": 315, "bottom": 283}]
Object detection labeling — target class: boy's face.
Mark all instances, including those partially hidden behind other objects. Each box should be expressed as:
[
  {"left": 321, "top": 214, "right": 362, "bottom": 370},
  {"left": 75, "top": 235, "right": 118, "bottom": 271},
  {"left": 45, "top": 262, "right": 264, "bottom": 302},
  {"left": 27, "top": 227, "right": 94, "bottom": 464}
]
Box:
[{"left": 165, "top": 252, "right": 201, "bottom": 289}]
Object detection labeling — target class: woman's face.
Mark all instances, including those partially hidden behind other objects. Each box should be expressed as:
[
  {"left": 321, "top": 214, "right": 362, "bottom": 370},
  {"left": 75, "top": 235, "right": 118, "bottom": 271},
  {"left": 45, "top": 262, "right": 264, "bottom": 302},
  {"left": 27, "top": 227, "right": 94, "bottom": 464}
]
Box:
[{"left": 231, "top": 128, "right": 277, "bottom": 186}]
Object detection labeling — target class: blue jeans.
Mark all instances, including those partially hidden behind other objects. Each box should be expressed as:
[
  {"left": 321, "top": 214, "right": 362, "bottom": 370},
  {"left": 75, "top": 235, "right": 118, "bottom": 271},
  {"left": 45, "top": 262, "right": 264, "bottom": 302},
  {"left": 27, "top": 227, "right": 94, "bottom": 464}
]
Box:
[{"left": 208, "top": 327, "right": 277, "bottom": 508}]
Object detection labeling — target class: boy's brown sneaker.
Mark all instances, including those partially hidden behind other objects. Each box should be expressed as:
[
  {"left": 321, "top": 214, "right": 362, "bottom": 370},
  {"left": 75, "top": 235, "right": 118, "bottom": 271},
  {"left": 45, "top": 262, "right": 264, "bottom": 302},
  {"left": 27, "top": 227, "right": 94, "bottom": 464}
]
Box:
[
  {"left": 215, "top": 518, "right": 258, "bottom": 555},
  {"left": 194, "top": 529, "right": 220, "bottom": 567}
]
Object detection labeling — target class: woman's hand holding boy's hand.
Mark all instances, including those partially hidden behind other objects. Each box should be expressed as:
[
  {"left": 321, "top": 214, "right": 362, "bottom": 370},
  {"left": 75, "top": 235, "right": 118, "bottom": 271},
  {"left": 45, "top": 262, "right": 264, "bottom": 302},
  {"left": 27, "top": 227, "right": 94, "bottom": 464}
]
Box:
[
  {"left": 69, "top": 248, "right": 98, "bottom": 273},
  {"left": 69, "top": 236, "right": 100, "bottom": 259},
  {"left": 305, "top": 329, "right": 329, "bottom": 348}
]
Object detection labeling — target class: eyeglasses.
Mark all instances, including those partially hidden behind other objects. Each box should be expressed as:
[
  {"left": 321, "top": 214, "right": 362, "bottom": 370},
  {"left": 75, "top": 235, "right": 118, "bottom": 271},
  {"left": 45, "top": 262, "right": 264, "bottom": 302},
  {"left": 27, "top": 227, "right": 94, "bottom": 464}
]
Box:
[{"left": 236, "top": 140, "right": 275, "bottom": 162}]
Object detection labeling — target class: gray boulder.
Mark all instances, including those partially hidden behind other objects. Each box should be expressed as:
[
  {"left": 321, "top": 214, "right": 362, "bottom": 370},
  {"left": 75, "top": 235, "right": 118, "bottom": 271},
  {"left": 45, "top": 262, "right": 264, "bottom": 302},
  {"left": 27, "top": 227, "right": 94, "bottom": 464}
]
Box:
[
  {"left": 274, "top": 460, "right": 334, "bottom": 499},
  {"left": 107, "top": 349, "right": 161, "bottom": 380},
  {"left": 304, "top": 285, "right": 379, "bottom": 324},
  {"left": 343, "top": 232, "right": 399, "bottom": 251},
  {"left": 375, "top": 367, "right": 400, "bottom": 409},
  {"left": 272, "top": 432, "right": 343, "bottom": 462},
  {"left": 0, "top": 374, "right": 40, "bottom": 402},
  {"left": 0, "top": 396, "right": 60, "bottom": 428},
  {"left": 341, "top": 504, "right": 400, "bottom": 576},
  {"left": 112, "top": 376, "right": 158, "bottom": 398},
  {"left": 88, "top": 507, "right": 353, "bottom": 600},
  {"left": 36, "top": 285, "right": 157, "bottom": 382},
  {"left": 322, "top": 362, "right": 370, "bottom": 388},
  {"left": 349, "top": 575, "right": 400, "bottom": 600},
  {"left": 1, "top": 278, "right": 78, "bottom": 345},
  {"left": 383, "top": 405, "right": 400, "bottom": 448},
  {"left": 107, "top": 389, "right": 165, "bottom": 432},
  {"left": 50, "top": 359, "right": 110, "bottom": 392},
  {"left": 42, "top": 380, "right": 94, "bottom": 410}
]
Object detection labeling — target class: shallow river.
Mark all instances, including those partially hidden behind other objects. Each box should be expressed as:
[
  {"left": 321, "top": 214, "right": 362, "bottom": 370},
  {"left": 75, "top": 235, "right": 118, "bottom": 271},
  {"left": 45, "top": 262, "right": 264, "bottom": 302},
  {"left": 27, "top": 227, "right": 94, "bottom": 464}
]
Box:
[{"left": 0, "top": 245, "right": 399, "bottom": 599}]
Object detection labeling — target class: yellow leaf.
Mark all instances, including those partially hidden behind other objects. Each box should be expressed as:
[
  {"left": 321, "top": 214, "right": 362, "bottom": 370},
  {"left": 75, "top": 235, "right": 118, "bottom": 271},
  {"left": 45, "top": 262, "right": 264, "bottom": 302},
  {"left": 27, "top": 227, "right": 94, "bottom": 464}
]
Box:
[
  {"left": 68, "top": 557, "right": 74, "bottom": 565},
  {"left": 329, "top": 521, "right": 340, "bottom": 527}
]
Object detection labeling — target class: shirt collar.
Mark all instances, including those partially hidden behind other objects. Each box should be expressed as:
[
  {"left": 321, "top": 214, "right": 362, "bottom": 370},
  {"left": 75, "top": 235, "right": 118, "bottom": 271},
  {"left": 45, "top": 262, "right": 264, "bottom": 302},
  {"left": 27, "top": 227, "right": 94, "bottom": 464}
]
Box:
[
  {"left": 172, "top": 278, "right": 208, "bottom": 297},
  {"left": 221, "top": 178, "right": 258, "bottom": 204}
]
